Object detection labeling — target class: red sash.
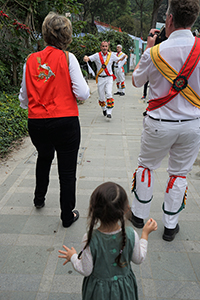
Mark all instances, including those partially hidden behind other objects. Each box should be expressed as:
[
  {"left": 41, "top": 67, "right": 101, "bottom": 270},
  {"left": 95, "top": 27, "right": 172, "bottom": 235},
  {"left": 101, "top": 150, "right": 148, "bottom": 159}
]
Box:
[
  {"left": 147, "top": 37, "right": 200, "bottom": 111},
  {"left": 99, "top": 52, "right": 116, "bottom": 80}
]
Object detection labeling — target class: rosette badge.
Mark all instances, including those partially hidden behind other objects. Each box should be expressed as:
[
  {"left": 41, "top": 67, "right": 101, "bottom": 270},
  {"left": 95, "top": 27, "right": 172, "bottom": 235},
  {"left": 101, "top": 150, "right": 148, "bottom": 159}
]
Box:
[{"left": 172, "top": 75, "right": 188, "bottom": 92}]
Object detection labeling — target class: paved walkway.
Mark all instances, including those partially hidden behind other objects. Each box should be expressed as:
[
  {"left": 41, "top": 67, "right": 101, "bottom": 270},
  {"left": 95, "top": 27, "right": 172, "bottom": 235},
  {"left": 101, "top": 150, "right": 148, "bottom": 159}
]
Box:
[{"left": 0, "top": 75, "right": 200, "bottom": 300}]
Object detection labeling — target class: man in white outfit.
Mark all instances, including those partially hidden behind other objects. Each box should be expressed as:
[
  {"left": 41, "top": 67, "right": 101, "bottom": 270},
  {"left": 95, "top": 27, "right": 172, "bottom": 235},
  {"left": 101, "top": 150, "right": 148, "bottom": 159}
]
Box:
[
  {"left": 83, "top": 41, "right": 126, "bottom": 119},
  {"left": 114, "top": 44, "right": 127, "bottom": 96},
  {"left": 130, "top": 0, "right": 200, "bottom": 241}
]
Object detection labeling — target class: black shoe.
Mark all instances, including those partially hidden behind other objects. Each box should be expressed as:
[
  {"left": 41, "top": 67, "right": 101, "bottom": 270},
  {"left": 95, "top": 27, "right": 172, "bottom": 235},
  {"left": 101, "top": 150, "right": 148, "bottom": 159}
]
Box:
[
  {"left": 120, "top": 92, "right": 125, "bottom": 96},
  {"left": 162, "top": 224, "right": 179, "bottom": 242},
  {"left": 62, "top": 210, "right": 79, "bottom": 228},
  {"left": 107, "top": 114, "right": 112, "bottom": 119},
  {"left": 103, "top": 110, "right": 107, "bottom": 116},
  {"left": 129, "top": 211, "right": 144, "bottom": 228},
  {"left": 114, "top": 91, "right": 121, "bottom": 95},
  {"left": 35, "top": 202, "right": 45, "bottom": 209}
]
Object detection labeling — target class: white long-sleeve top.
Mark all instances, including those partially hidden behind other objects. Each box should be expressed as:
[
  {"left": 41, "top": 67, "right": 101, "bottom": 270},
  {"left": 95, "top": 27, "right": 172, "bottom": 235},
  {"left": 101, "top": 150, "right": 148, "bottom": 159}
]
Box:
[
  {"left": 70, "top": 228, "right": 148, "bottom": 277},
  {"left": 89, "top": 51, "right": 119, "bottom": 76},
  {"left": 114, "top": 51, "right": 127, "bottom": 68},
  {"left": 133, "top": 30, "right": 200, "bottom": 120},
  {"left": 19, "top": 50, "right": 90, "bottom": 109}
]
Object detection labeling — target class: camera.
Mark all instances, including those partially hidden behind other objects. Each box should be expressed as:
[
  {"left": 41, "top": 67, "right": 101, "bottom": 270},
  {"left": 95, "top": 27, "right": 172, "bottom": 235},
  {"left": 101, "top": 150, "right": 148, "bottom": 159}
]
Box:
[{"left": 155, "top": 26, "right": 168, "bottom": 45}]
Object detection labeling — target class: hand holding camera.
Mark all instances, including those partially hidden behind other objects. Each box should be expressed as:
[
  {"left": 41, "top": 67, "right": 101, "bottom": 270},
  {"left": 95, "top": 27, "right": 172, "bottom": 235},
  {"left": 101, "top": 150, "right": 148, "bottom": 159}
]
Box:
[
  {"left": 148, "top": 26, "right": 168, "bottom": 48},
  {"left": 147, "top": 29, "right": 160, "bottom": 48}
]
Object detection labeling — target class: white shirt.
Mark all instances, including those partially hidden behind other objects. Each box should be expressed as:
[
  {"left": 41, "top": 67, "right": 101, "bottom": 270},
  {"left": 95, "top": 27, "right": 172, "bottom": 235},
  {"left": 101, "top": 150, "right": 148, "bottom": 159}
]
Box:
[
  {"left": 133, "top": 30, "right": 200, "bottom": 120},
  {"left": 89, "top": 52, "right": 119, "bottom": 76},
  {"left": 70, "top": 228, "right": 148, "bottom": 277},
  {"left": 114, "top": 51, "right": 127, "bottom": 68},
  {"left": 19, "top": 50, "right": 90, "bottom": 109}
]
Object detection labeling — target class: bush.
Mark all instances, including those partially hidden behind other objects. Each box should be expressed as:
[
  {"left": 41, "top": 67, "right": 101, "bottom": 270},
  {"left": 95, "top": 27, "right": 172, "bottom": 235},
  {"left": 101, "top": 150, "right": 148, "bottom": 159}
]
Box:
[
  {"left": 68, "top": 30, "right": 134, "bottom": 77},
  {"left": 0, "top": 92, "right": 28, "bottom": 158}
]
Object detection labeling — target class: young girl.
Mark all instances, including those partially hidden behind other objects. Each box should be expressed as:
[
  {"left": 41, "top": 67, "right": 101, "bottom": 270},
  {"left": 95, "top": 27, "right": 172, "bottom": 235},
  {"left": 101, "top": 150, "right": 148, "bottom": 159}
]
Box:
[{"left": 58, "top": 182, "right": 157, "bottom": 300}]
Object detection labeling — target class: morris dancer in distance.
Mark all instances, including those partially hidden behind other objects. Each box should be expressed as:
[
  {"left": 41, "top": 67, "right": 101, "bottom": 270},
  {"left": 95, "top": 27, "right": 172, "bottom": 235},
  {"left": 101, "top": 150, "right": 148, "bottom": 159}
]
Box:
[
  {"left": 84, "top": 41, "right": 126, "bottom": 119},
  {"left": 114, "top": 44, "right": 127, "bottom": 96}
]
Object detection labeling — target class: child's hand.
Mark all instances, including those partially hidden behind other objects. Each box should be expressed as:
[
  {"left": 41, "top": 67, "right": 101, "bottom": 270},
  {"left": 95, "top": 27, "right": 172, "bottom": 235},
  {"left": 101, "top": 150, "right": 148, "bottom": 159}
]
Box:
[
  {"left": 58, "top": 245, "right": 77, "bottom": 265},
  {"left": 141, "top": 218, "right": 157, "bottom": 240}
]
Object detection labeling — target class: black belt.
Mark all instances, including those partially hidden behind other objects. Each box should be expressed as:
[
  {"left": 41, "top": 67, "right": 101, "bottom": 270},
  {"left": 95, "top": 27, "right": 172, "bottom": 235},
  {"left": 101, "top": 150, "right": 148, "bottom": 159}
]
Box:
[
  {"left": 148, "top": 115, "right": 196, "bottom": 122},
  {"left": 99, "top": 75, "right": 108, "bottom": 78},
  {"left": 114, "top": 66, "right": 118, "bottom": 68}
]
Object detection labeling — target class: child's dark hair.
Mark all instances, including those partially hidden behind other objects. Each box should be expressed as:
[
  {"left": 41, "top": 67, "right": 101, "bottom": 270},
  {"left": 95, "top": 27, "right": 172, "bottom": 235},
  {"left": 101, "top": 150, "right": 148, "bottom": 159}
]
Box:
[{"left": 78, "top": 182, "right": 129, "bottom": 267}]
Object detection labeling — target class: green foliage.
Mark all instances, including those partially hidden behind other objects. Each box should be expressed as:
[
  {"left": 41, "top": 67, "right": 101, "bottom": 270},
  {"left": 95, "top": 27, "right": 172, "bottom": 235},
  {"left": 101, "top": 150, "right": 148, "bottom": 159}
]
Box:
[
  {"left": 0, "top": 60, "right": 11, "bottom": 91},
  {"left": 79, "top": 0, "right": 131, "bottom": 24},
  {"left": 68, "top": 33, "right": 100, "bottom": 61},
  {"left": 0, "top": 1, "right": 87, "bottom": 93},
  {"left": 0, "top": 93, "right": 28, "bottom": 158},
  {"left": 99, "top": 30, "right": 134, "bottom": 57},
  {"left": 72, "top": 20, "right": 88, "bottom": 36},
  {"left": 68, "top": 30, "right": 134, "bottom": 74},
  {"left": 0, "top": 10, "right": 33, "bottom": 91},
  {"left": 111, "top": 14, "right": 137, "bottom": 35}
]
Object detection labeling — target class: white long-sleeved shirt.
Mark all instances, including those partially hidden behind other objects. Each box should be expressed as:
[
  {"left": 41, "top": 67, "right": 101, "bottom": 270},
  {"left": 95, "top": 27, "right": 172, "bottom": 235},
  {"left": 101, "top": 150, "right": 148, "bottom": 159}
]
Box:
[
  {"left": 114, "top": 51, "right": 127, "bottom": 68},
  {"left": 70, "top": 228, "right": 148, "bottom": 277},
  {"left": 19, "top": 49, "right": 90, "bottom": 109},
  {"left": 89, "top": 51, "right": 119, "bottom": 76},
  {"left": 133, "top": 30, "right": 200, "bottom": 120}
]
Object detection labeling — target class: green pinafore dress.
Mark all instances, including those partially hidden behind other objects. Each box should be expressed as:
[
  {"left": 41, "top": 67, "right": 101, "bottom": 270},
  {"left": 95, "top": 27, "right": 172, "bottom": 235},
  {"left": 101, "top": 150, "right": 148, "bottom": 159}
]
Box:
[{"left": 82, "top": 226, "right": 138, "bottom": 300}]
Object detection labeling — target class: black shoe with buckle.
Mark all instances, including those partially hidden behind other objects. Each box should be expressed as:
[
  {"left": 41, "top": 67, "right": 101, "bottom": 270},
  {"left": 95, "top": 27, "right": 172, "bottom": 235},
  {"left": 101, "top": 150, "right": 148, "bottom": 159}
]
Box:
[
  {"left": 129, "top": 211, "right": 144, "bottom": 228},
  {"left": 62, "top": 210, "right": 79, "bottom": 228},
  {"left": 162, "top": 224, "right": 179, "bottom": 242},
  {"left": 120, "top": 92, "right": 125, "bottom": 96},
  {"left": 103, "top": 110, "right": 107, "bottom": 116},
  {"left": 114, "top": 91, "right": 121, "bottom": 95},
  {"left": 107, "top": 114, "right": 112, "bottom": 119}
]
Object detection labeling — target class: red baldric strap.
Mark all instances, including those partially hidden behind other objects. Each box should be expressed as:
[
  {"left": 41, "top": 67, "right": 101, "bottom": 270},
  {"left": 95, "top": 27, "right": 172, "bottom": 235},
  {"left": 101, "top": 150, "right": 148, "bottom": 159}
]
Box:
[
  {"left": 99, "top": 52, "right": 117, "bottom": 81},
  {"left": 147, "top": 37, "right": 200, "bottom": 111}
]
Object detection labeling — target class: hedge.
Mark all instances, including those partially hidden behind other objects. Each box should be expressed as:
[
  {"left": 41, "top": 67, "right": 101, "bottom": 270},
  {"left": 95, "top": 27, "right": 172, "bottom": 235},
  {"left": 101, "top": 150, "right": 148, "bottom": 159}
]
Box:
[{"left": 0, "top": 92, "right": 28, "bottom": 158}]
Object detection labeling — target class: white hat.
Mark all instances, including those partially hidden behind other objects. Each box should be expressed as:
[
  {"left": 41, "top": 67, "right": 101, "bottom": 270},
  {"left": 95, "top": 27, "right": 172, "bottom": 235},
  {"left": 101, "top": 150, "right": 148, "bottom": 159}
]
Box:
[{"left": 117, "top": 44, "right": 122, "bottom": 49}]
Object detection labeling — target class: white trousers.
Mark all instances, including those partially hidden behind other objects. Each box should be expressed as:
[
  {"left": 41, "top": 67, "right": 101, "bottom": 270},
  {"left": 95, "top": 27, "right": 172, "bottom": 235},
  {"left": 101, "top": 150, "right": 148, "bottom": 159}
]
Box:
[
  {"left": 98, "top": 76, "right": 113, "bottom": 101},
  {"left": 98, "top": 76, "right": 114, "bottom": 115},
  {"left": 131, "top": 116, "right": 200, "bottom": 228},
  {"left": 114, "top": 67, "right": 125, "bottom": 92}
]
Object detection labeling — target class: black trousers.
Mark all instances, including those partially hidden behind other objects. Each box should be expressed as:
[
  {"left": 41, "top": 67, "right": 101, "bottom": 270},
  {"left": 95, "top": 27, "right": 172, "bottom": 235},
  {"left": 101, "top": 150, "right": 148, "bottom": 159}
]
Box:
[{"left": 28, "top": 117, "right": 80, "bottom": 225}]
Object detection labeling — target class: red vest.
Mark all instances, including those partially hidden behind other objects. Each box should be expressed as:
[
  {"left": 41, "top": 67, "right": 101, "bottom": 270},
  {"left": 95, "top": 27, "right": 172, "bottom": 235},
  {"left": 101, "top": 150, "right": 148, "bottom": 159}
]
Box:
[{"left": 26, "top": 46, "right": 78, "bottom": 118}]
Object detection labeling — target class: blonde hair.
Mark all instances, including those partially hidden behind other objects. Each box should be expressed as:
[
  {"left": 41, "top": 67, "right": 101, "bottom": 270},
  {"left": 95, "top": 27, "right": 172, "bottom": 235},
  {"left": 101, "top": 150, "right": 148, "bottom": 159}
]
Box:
[{"left": 42, "top": 12, "right": 72, "bottom": 50}]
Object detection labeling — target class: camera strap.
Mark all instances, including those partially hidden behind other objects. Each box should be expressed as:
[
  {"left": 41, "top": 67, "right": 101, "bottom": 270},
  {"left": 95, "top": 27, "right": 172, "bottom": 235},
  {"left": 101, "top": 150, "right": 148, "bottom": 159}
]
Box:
[{"left": 147, "top": 37, "right": 200, "bottom": 111}]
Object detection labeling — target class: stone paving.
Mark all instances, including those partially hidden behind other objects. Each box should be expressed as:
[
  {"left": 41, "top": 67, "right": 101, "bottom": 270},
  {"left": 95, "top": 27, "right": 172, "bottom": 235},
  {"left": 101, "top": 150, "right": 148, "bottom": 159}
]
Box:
[{"left": 0, "top": 75, "right": 200, "bottom": 300}]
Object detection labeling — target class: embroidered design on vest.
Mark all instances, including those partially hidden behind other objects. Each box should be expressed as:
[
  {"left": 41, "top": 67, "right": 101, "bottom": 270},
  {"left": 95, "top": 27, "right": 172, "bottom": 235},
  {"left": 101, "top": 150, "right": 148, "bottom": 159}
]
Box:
[{"left": 36, "top": 57, "right": 55, "bottom": 82}]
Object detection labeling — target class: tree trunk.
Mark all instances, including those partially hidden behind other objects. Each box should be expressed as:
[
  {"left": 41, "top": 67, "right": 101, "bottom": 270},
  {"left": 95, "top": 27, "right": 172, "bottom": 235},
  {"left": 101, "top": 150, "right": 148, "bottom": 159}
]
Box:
[
  {"left": 151, "top": 0, "right": 164, "bottom": 28},
  {"left": 140, "top": 8, "right": 143, "bottom": 37}
]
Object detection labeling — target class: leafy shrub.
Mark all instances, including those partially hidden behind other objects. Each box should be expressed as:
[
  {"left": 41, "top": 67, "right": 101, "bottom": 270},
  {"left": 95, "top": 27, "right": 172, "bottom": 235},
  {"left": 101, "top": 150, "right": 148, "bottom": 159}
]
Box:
[{"left": 0, "top": 92, "right": 28, "bottom": 158}]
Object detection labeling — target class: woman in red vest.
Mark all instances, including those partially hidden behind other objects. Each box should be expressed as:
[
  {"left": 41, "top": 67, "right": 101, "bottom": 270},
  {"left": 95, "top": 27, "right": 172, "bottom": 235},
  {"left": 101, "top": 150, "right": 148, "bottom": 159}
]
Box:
[{"left": 19, "top": 12, "right": 90, "bottom": 227}]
